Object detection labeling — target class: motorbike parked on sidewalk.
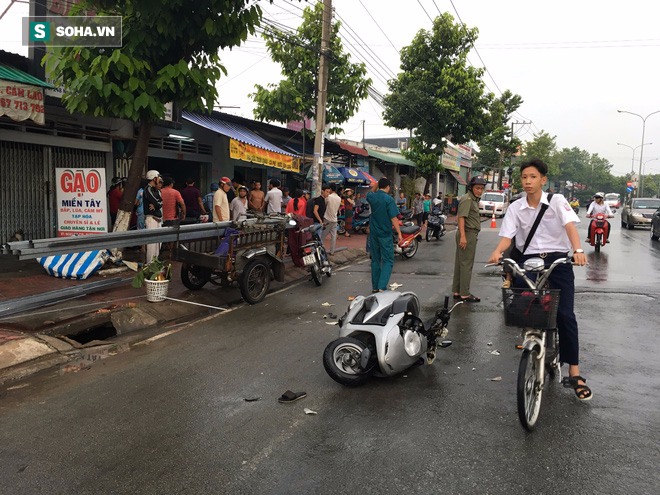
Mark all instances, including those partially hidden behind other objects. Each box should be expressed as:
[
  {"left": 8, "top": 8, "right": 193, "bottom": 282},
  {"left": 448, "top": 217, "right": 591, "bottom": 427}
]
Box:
[
  {"left": 352, "top": 204, "right": 371, "bottom": 233},
  {"left": 323, "top": 292, "right": 462, "bottom": 386},
  {"left": 298, "top": 223, "right": 332, "bottom": 286},
  {"left": 587, "top": 212, "right": 612, "bottom": 252},
  {"left": 397, "top": 207, "right": 414, "bottom": 223},
  {"left": 394, "top": 221, "right": 422, "bottom": 258},
  {"left": 426, "top": 206, "right": 447, "bottom": 241}
]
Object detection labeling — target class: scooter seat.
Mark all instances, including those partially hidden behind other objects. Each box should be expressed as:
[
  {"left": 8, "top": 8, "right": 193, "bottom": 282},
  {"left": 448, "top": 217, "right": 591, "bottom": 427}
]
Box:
[
  {"left": 391, "top": 294, "right": 419, "bottom": 316},
  {"left": 400, "top": 224, "right": 421, "bottom": 235},
  {"left": 399, "top": 208, "right": 412, "bottom": 216}
]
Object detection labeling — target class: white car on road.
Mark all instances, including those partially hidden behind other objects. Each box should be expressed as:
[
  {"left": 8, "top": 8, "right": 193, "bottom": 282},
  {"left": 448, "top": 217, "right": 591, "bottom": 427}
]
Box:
[{"left": 479, "top": 191, "right": 509, "bottom": 217}]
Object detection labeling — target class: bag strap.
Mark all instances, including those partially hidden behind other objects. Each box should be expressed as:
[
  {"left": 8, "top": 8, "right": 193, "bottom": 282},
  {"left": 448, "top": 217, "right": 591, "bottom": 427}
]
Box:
[{"left": 521, "top": 193, "right": 553, "bottom": 255}]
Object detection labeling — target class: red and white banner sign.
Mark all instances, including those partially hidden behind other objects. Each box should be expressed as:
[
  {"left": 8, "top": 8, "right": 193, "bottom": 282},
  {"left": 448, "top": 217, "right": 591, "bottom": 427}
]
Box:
[
  {"left": 0, "top": 80, "right": 45, "bottom": 125},
  {"left": 56, "top": 168, "right": 108, "bottom": 237}
]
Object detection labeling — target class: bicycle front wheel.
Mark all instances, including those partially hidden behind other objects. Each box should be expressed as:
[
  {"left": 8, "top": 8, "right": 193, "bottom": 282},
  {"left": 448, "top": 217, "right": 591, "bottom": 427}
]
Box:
[{"left": 517, "top": 348, "right": 543, "bottom": 431}]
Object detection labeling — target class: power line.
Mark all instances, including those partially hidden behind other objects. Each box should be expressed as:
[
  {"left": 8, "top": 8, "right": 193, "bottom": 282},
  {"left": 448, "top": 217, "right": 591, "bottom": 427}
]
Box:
[
  {"left": 357, "top": 0, "right": 400, "bottom": 55},
  {"left": 415, "top": 0, "right": 434, "bottom": 23},
  {"left": 444, "top": 0, "right": 538, "bottom": 134}
]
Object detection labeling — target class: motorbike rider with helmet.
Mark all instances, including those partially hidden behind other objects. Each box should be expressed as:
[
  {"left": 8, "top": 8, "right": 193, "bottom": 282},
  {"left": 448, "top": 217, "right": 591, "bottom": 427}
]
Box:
[
  {"left": 452, "top": 175, "right": 487, "bottom": 302},
  {"left": 586, "top": 192, "right": 613, "bottom": 244}
]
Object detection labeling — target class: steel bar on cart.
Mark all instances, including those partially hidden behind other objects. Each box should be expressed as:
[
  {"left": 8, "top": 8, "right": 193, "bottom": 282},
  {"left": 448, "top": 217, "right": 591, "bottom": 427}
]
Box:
[{"left": 2, "top": 218, "right": 287, "bottom": 259}]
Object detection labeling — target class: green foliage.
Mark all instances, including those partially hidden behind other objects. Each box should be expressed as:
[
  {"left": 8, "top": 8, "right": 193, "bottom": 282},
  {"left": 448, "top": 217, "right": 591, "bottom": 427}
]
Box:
[
  {"left": 400, "top": 176, "right": 419, "bottom": 206},
  {"left": 44, "top": 0, "right": 264, "bottom": 122},
  {"left": 251, "top": 2, "right": 371, "bottom": 135},
  {"left": 402, "top": 138, "right": 443, "bottom": 178},
  {"left": 383, "top": 13, "right": 492, "bottom": 179},
  {"left": 518, "top": 131, "right": 628, "bottom": 199},
  {"left": 475, "top": 90, "right": 523, "bottom": 173},
  {"left": 132, "top": 257, "right": 172, "bottom": 288}
]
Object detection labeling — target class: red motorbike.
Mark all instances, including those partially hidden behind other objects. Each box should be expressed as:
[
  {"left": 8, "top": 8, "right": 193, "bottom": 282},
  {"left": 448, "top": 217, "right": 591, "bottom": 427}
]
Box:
[
  {"left": 393, "top": 220, "right": 422, "bottom": 259},
  {"left": 587, "top": 212, "right": 611, "bottom": 252}
]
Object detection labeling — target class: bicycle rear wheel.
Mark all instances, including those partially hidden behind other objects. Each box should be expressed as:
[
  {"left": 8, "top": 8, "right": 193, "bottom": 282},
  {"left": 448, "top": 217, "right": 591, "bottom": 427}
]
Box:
[{"left": 517, "top": 348, "right": 543, "bottom": 431}]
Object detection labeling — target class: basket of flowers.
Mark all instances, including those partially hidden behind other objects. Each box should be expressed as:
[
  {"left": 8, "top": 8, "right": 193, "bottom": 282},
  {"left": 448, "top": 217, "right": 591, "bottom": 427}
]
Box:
[{"left": 132, "top": 257, "right": 172, "bottom": 302}]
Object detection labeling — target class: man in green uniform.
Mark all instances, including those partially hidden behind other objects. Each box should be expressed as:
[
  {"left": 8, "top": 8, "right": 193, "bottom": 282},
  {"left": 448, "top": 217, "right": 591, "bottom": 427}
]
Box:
[
  {"left": 452, "top": 175, "right": 487, "bottom": 302},
  {"left": 367, "top": 178, "right": 403, "bottom": 293}
]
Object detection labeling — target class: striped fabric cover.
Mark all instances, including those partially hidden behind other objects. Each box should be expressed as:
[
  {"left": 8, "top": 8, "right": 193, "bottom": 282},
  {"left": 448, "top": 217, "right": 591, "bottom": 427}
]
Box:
[{"left": 37, "top": 251, "right": 109, "bottom": 280}]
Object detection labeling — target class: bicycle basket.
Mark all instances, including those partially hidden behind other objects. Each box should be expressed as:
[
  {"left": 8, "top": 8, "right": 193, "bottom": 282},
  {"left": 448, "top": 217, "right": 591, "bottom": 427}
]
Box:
[{"left": 502, "top": 288, "right": 560, "bottom": 328}]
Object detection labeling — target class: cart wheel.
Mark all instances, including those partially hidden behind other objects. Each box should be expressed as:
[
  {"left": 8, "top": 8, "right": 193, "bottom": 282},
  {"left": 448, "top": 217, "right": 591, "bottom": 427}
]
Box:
[
  {"left": 239, "top": 258, "right": 270, "bottom": 304},
  {"left": 181, "top": 263, "right": 212, "bottom": 290}
]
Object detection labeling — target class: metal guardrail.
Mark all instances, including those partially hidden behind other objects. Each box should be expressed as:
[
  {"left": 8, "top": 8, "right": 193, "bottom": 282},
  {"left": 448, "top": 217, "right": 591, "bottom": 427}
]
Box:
[{"left": 2, "top": 217, "right": 289, "bottom": 260}]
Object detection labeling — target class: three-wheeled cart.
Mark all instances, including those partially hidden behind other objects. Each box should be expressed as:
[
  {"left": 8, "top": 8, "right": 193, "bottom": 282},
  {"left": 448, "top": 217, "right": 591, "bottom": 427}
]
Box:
[{"left": 171, "top": 219, "right": 288, "bottom": 304}]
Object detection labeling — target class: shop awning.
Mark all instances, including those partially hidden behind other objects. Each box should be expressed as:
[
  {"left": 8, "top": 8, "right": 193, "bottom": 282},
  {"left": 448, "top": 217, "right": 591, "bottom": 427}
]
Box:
[
  {"left": 305, "top": 163, "right": 344, "bottom": 184},
  {"left": 366, "top": 148, "right": 417, "bottom": 167},
  {"left": 0, "top": 63, "right": 53, "bottom": 88},
  {"left": 334, "top": 140, "right": 369, "bottom": 157},
  {"left": 336, "top": 166, "right": 371, "bottom": 185},
  {"left": 449, "top": 170, "right": 467, "bottom": 185},
  {"left": 182, "top": 111, "right": 296, "bottom": 157}
]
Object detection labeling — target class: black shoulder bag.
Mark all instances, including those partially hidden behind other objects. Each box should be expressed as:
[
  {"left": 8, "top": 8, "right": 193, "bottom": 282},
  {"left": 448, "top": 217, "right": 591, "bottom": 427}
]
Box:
[{"left": 509, "top": 193, "right": 553, "bottom": 261}]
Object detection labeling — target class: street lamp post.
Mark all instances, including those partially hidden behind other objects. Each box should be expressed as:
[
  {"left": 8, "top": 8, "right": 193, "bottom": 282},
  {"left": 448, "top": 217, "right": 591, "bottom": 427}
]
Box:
[
  {"left": 617, "top": 142, "right": 652, "bottom": 174},
  {"left": 618, "top": 109, "right": 660, "bottom": 197}
]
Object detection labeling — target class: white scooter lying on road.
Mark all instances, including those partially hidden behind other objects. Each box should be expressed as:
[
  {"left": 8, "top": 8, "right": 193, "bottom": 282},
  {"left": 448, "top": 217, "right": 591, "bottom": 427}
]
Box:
[{"left": 323, "top": 292, "right": 462, "bottom": 386}]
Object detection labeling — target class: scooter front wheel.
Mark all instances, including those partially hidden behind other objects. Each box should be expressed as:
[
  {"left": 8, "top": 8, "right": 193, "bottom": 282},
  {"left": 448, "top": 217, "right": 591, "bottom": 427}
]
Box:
[
  {"left": 323, "top": 337, "right": 371, "bottom": 387},
  {"left": 517, "top": 348, "right": 543, "bottom": 431},
  {"left": 595, "top": 233, "right": 602, "bottom": 252}
]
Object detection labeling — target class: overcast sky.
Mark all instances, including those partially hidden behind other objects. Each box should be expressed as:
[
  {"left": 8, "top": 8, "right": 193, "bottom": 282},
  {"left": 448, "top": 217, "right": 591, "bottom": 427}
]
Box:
[{"left": 3, "top": 0, "right": 660, "bottom": 177}]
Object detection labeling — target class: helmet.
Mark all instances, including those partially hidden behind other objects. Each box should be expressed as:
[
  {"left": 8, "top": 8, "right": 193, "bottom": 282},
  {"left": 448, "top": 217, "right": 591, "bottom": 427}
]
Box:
[
  {"left": 594, "top": 192, "right": 604, "bottom": 199},
  {"left": 237, "top": 185, "right": 248, "bottom": 193},
  {"left": 210, "top": 182, "right": 219, "bottom": 191},
  {"left": 145, "top": 170, "right": 161, "bottom": 181},
  {"left": 220, "top": 176, "right": 232, "bottom": 185},
  {"left": 469, "top": 175, "right": 487, "bottom": 187}
]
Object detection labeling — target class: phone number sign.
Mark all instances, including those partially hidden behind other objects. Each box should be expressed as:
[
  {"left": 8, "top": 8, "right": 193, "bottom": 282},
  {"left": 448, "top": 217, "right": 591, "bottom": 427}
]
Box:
[{"left": 0, "top": 80, "right": 45, "bottom": 125}]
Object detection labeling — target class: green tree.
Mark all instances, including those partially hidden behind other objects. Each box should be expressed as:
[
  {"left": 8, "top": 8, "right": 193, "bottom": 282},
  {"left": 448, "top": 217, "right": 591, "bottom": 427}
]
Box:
[
  {"left": 383, "top": 13, "right": 492, "bottom": 192},
  {"left": 514, "top": 131, "right": 559, "bottom": 191},
  {"left": 251, "top": 2, "right": 371, "bottom": 135},
  {"left": 475, "top": 90, "right": 523, "bottom": 179},
  {"left": 44, "top": 0, "right": 264, "bottom": 233}
]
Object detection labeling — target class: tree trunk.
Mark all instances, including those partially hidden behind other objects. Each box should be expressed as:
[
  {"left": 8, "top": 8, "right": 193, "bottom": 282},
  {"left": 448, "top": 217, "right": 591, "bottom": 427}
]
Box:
[
  {"left": 113, "top": 120, "right": 153, "bottom": 233},
  {"left": 110, "top": 120, "right": 153, "bottom": 259},
  {"left": 423, "top": 174, "right": 432, "bottom": 195}
]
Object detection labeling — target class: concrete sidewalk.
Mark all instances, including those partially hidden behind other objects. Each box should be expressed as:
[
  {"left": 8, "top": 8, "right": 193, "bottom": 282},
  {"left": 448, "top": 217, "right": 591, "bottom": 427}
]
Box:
[{"left": 0, "top": 233, "right": 371, "bottom": 385}]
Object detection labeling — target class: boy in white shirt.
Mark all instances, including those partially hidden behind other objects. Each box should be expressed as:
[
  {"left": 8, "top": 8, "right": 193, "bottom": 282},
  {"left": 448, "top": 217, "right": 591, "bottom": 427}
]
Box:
[{"left": 488, "top": 159, "right": 591, "bottom": 401}]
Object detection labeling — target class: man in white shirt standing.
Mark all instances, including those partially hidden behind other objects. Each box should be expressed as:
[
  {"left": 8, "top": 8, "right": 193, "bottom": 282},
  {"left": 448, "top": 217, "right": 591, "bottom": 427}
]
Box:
[
  {"left": 213, "top": 177, "right": 231, "bottom": 222},
  {"left": 488, "top": 159, "right": 592, "bottom": 401},
  {"left": 322, "top": 183, "right": 342, "bottom": 255},
  {"left": 264, "top": 179, "right": 283, "bottom": 215},
  {"left": 230, "top": 185, "right": 249, "bottom": 221},
  {"left": 585, "top": 192, "right": 613, "bottom": 244}
]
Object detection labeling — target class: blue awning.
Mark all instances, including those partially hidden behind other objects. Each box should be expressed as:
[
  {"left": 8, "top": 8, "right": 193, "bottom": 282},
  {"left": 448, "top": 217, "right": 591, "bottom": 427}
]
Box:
[
  {"left": 336, "top": 166, "right": 370, "bottom": 185},
  {"left": 182, "top": 111, "right": 296, "bottom": 157}
]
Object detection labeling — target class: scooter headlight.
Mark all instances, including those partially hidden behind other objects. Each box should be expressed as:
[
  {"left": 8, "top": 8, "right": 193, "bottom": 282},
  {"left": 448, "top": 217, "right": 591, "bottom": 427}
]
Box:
[{"left": 403, "top": 330, "right": 422, "bottom": 357}]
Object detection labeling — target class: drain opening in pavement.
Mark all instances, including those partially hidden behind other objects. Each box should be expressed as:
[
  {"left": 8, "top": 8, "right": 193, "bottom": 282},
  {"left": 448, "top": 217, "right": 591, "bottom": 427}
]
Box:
[{"left": 67, "top": 322, "right": 117, "bottom": 345}]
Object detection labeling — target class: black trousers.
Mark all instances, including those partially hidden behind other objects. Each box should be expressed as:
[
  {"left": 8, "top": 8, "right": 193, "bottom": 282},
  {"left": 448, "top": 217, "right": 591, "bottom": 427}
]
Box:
[{"left": 515, "top": 253, "right": 579, "bottom": 366}]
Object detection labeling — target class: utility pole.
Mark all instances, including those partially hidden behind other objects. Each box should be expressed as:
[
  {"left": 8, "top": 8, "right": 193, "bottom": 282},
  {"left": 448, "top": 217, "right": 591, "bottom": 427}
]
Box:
[
  {"left": 312, "top": 0, "right": 332, "bottom": 198},
  {"left": 361, "top": 120, "right": 365, "bottom": 145},
  {"left": 503, "top": 120, "right": 531, "bottom": 190}
]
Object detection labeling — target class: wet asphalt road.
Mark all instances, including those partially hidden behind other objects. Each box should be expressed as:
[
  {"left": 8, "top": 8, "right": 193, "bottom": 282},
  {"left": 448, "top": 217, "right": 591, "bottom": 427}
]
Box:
[{"left": 1, "top": 214, "right": 659, "bottom": 494}]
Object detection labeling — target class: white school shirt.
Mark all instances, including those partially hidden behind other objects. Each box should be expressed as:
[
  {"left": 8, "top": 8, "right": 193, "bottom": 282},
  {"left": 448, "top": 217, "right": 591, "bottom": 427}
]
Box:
[
  {"left": 587, "top": 201, "right": 613, "bottom": 216},
  {"left": 500, "top": 192, "right": 579, "bottom": 254}
]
